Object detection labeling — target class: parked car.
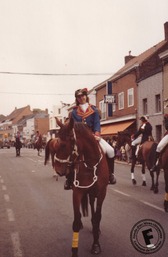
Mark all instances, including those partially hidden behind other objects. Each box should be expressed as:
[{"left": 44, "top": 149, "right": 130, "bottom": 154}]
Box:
[{"left": 0, "top": 140, "right": 10, "bottom": 149}]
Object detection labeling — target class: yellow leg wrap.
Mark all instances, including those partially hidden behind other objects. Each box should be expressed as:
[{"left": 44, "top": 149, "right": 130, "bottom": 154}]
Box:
[
  {"left": 165, "top": 193, "right": 168, "bottom": 201},
  {"left": 72, "top": 232, "right": 79, "bottom": 248}
]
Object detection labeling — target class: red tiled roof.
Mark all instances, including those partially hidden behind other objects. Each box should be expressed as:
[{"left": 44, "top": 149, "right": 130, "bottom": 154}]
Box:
[{"left": 110, "top": 40, "right": 167, "bottom": 80}]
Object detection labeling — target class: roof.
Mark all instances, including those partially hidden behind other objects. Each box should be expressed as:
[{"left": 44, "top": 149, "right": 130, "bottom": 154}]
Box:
[
  {"left": 6, "top": 105, "right": 31, "bottom": 122},
  {"left": 110, "top": 40, "right": 167, "bottom": 81}
]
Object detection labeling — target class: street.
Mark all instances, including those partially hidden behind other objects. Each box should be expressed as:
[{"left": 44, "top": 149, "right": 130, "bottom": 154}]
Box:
[{"left": 0, "top": 147, "right": 167, "bottom": 257}]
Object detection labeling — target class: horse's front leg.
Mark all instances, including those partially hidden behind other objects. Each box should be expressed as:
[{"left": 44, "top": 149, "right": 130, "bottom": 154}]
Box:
[
  {"left": 153, "top": 170, "right": 160, "bottom": 194},
  {"left": 71, "top": 191, "right": 83, "bottom": 257},
  {"left": 141, "top": 161, "right": 146, "bottom": 186},
  {"left": 150, "top": 170, "right": 155, "bottom": 191},
  {"left": 90, "top": 194, "right": 106, "bottom": 255},
  {"left": 164, "top": 169, "right": 168, "bottom": 212},
  {"left": 131, "top": 155, "right": 136, "bottom": 185}
]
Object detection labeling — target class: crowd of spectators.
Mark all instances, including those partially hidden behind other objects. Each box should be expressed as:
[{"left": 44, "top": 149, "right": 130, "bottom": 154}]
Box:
[{"left": 105, "top": 137, "right": 132, "bottom": 164}]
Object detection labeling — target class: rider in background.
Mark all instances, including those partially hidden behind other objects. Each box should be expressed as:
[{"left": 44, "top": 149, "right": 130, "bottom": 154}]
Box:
[
  {"left": 35, "top": 131, "right": 42, "bottom": 143},
  {"left": 150, "top": 114, "right": 168, "bottom": 172},
  {"left": 131, "top": 116, "right": 153, "bottom": 181},
  {"left": 131, "top": 115, "right": 153, "bottom": 153},
  {"left": 16, "top": 131, "right": 20, "bottom": 139},
  {"left": 64, "top": 88, "right": 116, "bottom": 190}
]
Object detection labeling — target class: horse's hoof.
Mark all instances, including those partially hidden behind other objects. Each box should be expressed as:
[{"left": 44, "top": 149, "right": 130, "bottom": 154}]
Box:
[
  {"left": 142, "top": 181, "right": 146, "bottom": 186},
  {"left": 154, "top": 187, "right": 159, "bottom": 194},
  {"left": 132, "top": 179, "right": 136, "bottom": 185},
  {"left": 91, "top": 243, "right": 101, "bottom": 255},
  {"left": 164, "top": 200, "right": 168, "bottom": 212}
]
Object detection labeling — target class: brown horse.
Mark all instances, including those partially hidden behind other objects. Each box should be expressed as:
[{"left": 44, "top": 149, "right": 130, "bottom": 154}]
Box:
[
  {"left": 139, "top": 141, "right": 160, "bottom": 193},
  {"left": 15, "top": 137, "right": 22, "bottom": 156},
  {"left": 34, "top": 135, "right": 43, "bottom": 156},
  {"left": 54, "top": 117, "right": 109, "bottom": 257},
  {"left": 117, "top": 132, "right": 160, "bottom": 193},
  {"left": 44, "top": 138, "right": 60, "bottom": 168},
  {"left": 160, "top": 145, "right": 168, "bottom": 212}
]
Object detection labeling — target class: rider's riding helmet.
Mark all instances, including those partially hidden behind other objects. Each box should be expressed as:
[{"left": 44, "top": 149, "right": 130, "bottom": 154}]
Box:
[
  {"left": 140, "top": 116, "right": 148, "bottom": 122},
  {"left": 75, "top": 88, "right": 88, "bottom": 97}
]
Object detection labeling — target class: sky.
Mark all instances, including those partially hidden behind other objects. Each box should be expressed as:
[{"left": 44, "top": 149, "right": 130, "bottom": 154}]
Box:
[{"left": 0, "top": 0, "right": 168, "bottom": 116}]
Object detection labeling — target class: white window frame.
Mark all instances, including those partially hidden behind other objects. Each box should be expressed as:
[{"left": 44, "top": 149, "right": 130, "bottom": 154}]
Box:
[
  {"left": 127, "top": 88, "right": 134, "bottom": 107},
  {"left": 99, "top": 100, "right": 106, "bottom": 120},
  {"left": 118, "top": 92, "right": 124, "bottom": 110}
]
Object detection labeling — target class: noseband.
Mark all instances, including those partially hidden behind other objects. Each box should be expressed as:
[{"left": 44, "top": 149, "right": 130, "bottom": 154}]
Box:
[
  {"left": 55, "top": 128, "right": 103, "bottom": 188},
  {"left": 54, "top": 128, "right": 79, "bottom": 164}
]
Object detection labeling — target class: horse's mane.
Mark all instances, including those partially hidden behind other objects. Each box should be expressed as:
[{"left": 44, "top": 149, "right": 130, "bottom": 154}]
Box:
[{"left": 74, "top": 122, "right": 93, "bottom": 139}]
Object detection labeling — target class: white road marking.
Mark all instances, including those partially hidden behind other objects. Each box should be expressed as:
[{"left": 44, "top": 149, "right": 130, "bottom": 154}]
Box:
[
  {"left": 11, "top": 232, "right": 23, "bottom": 257},
  {"left": 140, "top": 201, "right": 165, "bottom": 212},
  {"left": 4, "top": 194, "right": 10, "bottom": 202},
  {"left": 26, "top": 157, "right": 36, "bottom": 163},
  {"left": 113, "top": 189, "right": 131, "bottom": 197},
  {"left": 112, "top": 189, "right": 164, "bottom": 212},
  {"left": 7, "top": 208, "right": 15, "bottom": 221}
]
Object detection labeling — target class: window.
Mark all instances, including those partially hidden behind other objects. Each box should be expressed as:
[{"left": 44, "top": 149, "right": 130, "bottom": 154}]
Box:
[
  {"left": 142, "top": 98, "right": 148, "bottom": 115},
  {"left": 127, "top": 88, "right": 134, "bottom": 107},
  {"left": 156, "top": 125, "right": 162, "bottom": 143},
  {"left": 118, "top": 92, "right": 124, "bottom": 110},
  {"left": 155, "top": 94, "right": 161, "bottom": 113},
  {"left": 58, "top": 108, "right": 61, "bottom": 115},
  {"left": 99, "top": 100, "right": 106, "bottom": 120}
]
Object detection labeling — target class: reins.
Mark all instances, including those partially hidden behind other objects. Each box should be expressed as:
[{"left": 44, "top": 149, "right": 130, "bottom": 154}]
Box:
[
  {"left": 73, "top": 146, "right": 103, "bottom": 188},
  {"left": 55, "top": 128, "right": 103, "bottom": 188}
]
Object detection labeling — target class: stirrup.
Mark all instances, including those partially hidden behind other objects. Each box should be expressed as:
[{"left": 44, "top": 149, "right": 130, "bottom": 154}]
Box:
[
  {"left": 64, "top": 179, "right": 72, "bottom": 190},
  {"left": 109, "top": 174, "right": 116, "bottom": 185}
]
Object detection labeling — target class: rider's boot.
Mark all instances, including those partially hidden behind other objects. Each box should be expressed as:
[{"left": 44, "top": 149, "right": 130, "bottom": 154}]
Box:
[
  {"left": 107, "top": 157, "right": 116, "bottom": 185},
  {"left": 64, "top": 169, "right": 74, "bottom": 190},
  {"left": 131, "top": 145, "right": 136, "bottom": 158},
  {"left": 150, "top": 152, "right": 160, "bottom": 172}
]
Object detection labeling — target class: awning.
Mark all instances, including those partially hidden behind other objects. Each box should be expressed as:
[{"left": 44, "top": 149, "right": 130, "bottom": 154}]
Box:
[{"left": 101, "top": 121, "right": 134, "bottom": 136}]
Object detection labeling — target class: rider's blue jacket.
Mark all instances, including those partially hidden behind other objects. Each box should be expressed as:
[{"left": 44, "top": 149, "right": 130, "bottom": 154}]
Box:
[{"left": 71, "top": 104, "right": 101, "bottom": 134}]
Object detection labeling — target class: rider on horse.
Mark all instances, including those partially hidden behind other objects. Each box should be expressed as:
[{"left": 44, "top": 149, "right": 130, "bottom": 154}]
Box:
[
  {"left": 15, "top": 131, "right": 22, "bottom": 156},
  {"left": 35, "top": 131, "right": 41, "bottom": 143},
  {"left": 131, "top": 115, "right": 153, "bottom": 151},
  {"left": 64, "top": 87, "right": 116, "bottom": 190},
  {"left": 131, "top": 116, "right": 153, "bottom": 179},
  {"left": 150, "top": 114, "right": 168, "bottom": 172}
]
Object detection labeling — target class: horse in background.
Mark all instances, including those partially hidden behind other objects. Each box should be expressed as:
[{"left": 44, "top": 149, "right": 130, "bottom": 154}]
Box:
[
  {"left": 34, "top": 135, "right": 43, "bottom": 156},
  {"left": 160, "top": 145, "right": 168, "bottom": 212},
  {"left": 15, "top": 137, "right": 22, "bottom": 156},
  {"left": 54, "top": 117, "right": 109, "bottom": 257},
  {"left": 117, "top": 132, "right": 160, "bottom": 193},
  {"left": 44, "top": 138, "right": 60, "bottom": 178}
]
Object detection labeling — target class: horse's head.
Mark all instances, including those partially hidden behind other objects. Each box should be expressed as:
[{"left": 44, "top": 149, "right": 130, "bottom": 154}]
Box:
[
  {"left": 54, "top": 117, "right": 102, "bottom": 177},
  {"left": 54, "top": 117, "right": 78, "bottom": 176},
  {"left": 116, "top": 131, "right": 131, "bottom": 148}
]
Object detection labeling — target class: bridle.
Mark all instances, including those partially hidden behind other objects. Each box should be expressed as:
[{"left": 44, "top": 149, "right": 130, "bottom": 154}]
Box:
[{"left": 55, "top": 128, "right": 103, "bottom": 188}]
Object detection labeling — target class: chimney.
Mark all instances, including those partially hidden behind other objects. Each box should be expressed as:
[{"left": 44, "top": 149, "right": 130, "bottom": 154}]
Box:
[
  {"left": 124, "top": 51, "right": 136, "bottom": 64},
  {"left": 164, "top": 22, "right": 168, "bottom": 41}
]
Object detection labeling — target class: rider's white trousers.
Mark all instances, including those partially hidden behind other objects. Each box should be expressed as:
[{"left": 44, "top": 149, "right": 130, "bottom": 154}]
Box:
[
  {"left": 131, "top": 136, "right": 142, "bottom": 146},
  {"left": 99, "top": 138, "right": 115, "bottom": 158},
  {"left": 156, "top": 134, "right": 168, "bottom": 152}
]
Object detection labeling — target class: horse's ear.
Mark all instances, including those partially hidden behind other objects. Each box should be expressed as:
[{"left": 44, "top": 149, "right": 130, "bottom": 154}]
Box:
[{"left": 55, "top": 117, "right": 63, "bottom": 128}]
